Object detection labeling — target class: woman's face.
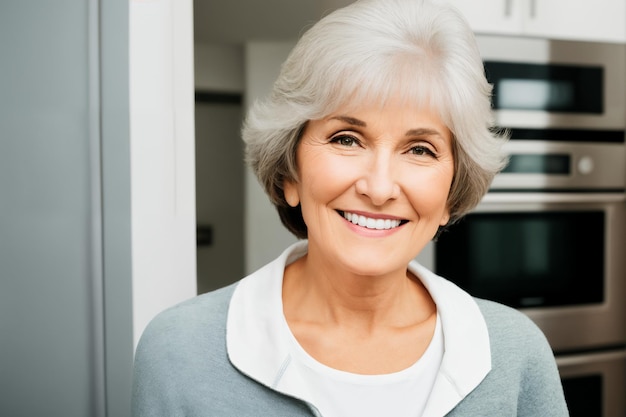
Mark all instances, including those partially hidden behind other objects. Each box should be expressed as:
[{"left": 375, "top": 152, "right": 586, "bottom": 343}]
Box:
[{"left": 284, "top": 99, "right": 454, "bottom": 277}]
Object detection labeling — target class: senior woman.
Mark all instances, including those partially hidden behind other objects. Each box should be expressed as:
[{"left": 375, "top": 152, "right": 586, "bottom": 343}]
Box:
[{"left": 132, "top": 0, "right": 568, "bottom": 415}]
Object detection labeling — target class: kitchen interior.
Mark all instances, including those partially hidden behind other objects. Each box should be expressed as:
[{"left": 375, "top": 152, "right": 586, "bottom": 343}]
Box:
[
  {"left": 194, "top": 0, "right": 626, "bottom": 416},
  {"left": 1, "top": 0, "right": 624, "bottom": 416}
]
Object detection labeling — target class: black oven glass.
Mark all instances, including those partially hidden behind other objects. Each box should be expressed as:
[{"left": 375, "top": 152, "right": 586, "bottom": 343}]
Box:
[
  {"left": 561, "top": 375, "right": 603, "bottom": 417},
  {"left": 435, "top": 211, "right": 604, "bottom": 308},
  {"left": 484, "top": 61, "right": 603, "bottom": 114},
  {"left": 502, "top": 154, "right": 570, "bottom": 174}
]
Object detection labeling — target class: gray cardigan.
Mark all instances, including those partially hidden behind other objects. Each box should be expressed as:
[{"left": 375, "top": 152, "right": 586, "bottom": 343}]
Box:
[{"left": 132, "top": 283, "right": 568, "bottom": 416}]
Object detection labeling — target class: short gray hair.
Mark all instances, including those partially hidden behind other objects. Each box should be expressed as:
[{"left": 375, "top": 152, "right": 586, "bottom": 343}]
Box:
[{"left": 242, "top": 0, "right": 508, "bottom": 239}]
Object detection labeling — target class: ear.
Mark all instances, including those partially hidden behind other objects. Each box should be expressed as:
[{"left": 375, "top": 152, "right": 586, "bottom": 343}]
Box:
[
  {"left": 283, "top": 180, "right": 300, "bottom": 207},
  {"left": 439, "top": 209, "right": 450, "bottom": 226}
]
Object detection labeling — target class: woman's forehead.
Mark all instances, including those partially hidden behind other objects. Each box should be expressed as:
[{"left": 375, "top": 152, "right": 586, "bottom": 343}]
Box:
[{"left": 319, "top": 85, "right": 452, "bottom": 130}]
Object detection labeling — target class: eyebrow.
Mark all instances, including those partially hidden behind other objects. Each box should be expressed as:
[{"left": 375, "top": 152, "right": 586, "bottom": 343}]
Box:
[
  {"left": 329, "top": 115, "right": 367, "bottom": 127},
  {"left": 330, "top": 115, "right": 445, "bottom": 139},
  {"left": 405, "top": 128, "right": 445, "bottom": 138}
]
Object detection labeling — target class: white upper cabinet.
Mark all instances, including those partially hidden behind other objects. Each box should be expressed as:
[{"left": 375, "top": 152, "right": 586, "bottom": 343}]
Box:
[
  {"left": 446, "top": 0, "right": 525, "bottom": 35},
  {"left": 447, "top": 0, "right": 626, "bottom": 43}
]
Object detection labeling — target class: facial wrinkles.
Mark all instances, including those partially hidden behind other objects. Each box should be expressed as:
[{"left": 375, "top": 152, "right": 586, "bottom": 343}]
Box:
[
  {"left": 300, "top": 104, "right": 454, "bottom": 220},
  {"left": 284, "top": 102, "right": 456, "bottom": 284},
  {"left": 295, "top": 133, "right": 342, "bottom": 237}
]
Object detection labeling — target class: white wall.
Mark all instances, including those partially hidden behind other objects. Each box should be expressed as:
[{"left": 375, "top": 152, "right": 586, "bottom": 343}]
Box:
[
  {"left": 195, "top": 43, "right": 244, "bottom": 92},
  {"left": 244, "top": 41, "right": 298, "bottom": 273},
  {"left": 129, "top": 0, "right": 197, "bottom": 348}
]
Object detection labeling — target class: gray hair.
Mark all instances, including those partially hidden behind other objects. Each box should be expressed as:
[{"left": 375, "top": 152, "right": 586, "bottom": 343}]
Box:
[{"left": 242, "top": 0, "right": 509, "bottom": 239}]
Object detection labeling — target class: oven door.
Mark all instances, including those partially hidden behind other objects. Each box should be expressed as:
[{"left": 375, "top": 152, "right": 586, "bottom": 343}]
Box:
[
  {"left": 429, "top": 192, "right": 626, "bottom": 352},
  {"left": 558, "top": 350, "right": 626, "bottom": 417}
]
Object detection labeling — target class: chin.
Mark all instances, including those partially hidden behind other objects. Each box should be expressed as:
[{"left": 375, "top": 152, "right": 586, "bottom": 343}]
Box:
[{"left": 337, "top": 254, "right": 409, "bottom": 278}]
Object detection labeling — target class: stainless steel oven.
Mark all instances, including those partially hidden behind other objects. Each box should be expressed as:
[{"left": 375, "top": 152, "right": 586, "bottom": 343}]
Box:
[
  {"left": 415, "top": 34, "right": 626, "bottom": 416},
  {"left": 419, "top": 190, "right": 626, "bottom": 416},
  {"left": 433, "top": 191, "right": 626, "bottom": 353},
  {"left": 558, "top": 350, "right": 626, "bottom": 417}
]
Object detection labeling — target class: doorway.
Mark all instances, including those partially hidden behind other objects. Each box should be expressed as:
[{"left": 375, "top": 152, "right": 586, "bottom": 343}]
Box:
[{"left": 194, "top": 92, "right": 245, "bottom": 294}]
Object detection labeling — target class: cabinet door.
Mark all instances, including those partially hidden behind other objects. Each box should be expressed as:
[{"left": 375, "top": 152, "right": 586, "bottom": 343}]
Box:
[
  {"left": 524, "top": 0, "right": 626, "bottom": 43},
  {"left": 446, "top": 0, "right": 524, "bottom": 34}
]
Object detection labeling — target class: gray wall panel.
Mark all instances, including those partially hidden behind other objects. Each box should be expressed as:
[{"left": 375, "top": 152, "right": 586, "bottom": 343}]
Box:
[{"left": 0, "top": 1, "right": 98, "bottom": 416}]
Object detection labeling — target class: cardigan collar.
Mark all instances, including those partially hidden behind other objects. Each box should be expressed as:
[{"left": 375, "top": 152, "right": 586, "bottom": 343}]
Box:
[{"left": 226, "top": 241, "right": 491, "bottom": 417}]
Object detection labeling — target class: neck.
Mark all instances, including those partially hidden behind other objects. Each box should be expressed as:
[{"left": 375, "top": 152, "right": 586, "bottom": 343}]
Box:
[{"left": 282, "top": 253, "right": 435, "bottom": 330}]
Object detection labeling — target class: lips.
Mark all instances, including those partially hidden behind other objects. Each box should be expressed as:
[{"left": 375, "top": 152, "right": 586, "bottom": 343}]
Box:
[{"left": 338, "top": 210, "right": 407, "bottom": 230}]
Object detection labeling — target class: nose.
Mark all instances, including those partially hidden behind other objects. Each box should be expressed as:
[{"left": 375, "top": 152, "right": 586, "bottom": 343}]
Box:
[{"left": 355, "top": 153, "right": 401, "bottom": 206}]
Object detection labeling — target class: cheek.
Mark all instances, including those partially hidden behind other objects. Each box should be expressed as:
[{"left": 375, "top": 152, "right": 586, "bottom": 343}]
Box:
[
  {"left": 405, "top": 164, "right": 454, "bottom": 212},
  {"left": 299, "top": 154, "right": 355, "bottom": 204}
]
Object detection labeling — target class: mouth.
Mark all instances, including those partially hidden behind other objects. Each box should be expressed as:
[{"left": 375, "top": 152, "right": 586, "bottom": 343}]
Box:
[{"left": 337, "top": 210, "right": 408, "bottom": 230}]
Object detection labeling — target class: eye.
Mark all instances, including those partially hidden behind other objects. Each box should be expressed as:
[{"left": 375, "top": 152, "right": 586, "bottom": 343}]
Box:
[
  {"left": 330, "top": 134, "right": 360, "bottom": 147},
  {"left": 408, "top": 145, "right": 437, "bottom": 158}
]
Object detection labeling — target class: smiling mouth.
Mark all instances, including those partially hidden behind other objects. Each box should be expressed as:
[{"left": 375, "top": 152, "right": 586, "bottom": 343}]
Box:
[{"left": 338, "top": 210, "right": 407, "bottom": 230}]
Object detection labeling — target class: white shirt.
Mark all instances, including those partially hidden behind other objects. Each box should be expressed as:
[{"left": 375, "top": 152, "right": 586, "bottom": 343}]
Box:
[{"left": 289, "top": 314, "right": 444, "bottom": 417}]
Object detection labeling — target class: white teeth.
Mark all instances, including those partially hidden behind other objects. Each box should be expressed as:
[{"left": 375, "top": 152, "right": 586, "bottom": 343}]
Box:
[{"left": 342, "top": 212, "right": 402, "bottom": 230}]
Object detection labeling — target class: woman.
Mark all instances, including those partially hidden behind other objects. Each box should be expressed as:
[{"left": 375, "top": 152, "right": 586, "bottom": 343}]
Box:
[{"left": 132, "top": 0, "right": 568, "bottom": 416}]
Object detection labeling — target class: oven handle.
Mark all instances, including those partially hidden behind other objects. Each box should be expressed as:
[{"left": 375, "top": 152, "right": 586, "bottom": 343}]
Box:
[
  {"left": 556, "top": 349, "right": 626, "bottom": 367},
  {"left": 482, "top": 192, "right": 626, "bottom": 204}
]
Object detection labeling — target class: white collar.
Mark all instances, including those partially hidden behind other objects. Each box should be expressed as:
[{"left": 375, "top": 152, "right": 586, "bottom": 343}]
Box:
[{"left": 226, "top": 241, "right": 491, "bottom": 417}]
